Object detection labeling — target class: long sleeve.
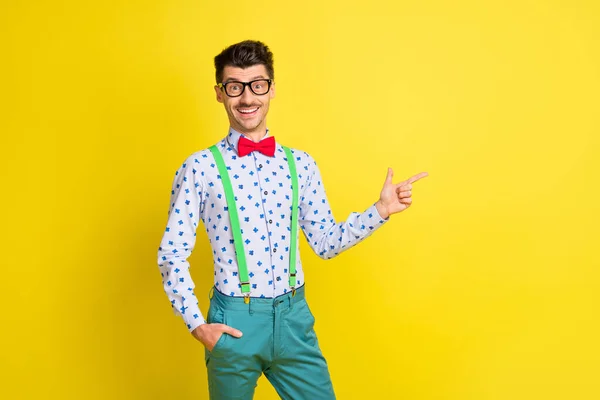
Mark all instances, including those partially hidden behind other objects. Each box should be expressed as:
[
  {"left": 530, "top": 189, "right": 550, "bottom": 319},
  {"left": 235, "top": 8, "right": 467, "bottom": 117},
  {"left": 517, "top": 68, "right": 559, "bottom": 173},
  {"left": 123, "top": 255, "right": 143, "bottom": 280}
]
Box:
[
  {"left": 157, "top": 156, "right": 206, "bottom": 332},
  {"left": 298, "top": 156, "right": 389, "bottom": 259}
]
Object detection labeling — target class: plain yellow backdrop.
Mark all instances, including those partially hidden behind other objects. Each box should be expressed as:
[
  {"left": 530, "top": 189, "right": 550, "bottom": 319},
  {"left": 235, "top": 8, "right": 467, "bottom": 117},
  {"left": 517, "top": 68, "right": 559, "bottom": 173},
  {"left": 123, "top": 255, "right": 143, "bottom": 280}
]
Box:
[{"left": 1, "top": 0, "right": 599, "bottom": 399}]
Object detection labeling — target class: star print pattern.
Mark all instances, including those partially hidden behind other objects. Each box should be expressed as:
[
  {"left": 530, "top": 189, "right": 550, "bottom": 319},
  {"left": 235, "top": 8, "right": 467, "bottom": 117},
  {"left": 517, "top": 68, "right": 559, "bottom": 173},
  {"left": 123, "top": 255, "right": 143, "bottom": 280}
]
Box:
[{"left": 157, "top": 128, "right": 389, "bottom": 332}]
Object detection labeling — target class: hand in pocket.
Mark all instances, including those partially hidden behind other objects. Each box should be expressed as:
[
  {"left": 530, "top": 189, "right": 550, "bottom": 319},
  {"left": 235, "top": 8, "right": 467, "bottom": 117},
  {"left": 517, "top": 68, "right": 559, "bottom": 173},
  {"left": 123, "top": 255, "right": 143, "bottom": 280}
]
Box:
[{"left": 192, "top": 323, "right": 243, "bottom": 351}]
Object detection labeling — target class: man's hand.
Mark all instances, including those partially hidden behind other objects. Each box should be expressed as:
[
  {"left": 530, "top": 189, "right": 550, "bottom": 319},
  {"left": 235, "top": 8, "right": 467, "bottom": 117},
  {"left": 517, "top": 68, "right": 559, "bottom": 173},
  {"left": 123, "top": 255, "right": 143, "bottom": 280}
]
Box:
[
  {"left": 376, "top": 168, "right": 429, "bottom": 219},
  {"left": 191, "top": 323, "right": 243, "bottom": 351}
]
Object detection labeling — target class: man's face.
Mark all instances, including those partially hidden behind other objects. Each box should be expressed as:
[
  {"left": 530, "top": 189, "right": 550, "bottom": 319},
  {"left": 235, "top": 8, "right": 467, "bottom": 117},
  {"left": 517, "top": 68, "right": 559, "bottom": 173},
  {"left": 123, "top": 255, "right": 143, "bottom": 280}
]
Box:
[{"left": 215, "top": 64, "right": 275, "bottom": 136}]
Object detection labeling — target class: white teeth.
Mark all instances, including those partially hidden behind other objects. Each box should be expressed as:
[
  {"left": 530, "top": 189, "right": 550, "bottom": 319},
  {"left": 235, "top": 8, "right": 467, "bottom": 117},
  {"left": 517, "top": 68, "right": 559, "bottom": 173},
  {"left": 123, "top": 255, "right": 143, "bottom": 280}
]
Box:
[{"left": 238, "top": 108, "right": 258, "bottom": 114}]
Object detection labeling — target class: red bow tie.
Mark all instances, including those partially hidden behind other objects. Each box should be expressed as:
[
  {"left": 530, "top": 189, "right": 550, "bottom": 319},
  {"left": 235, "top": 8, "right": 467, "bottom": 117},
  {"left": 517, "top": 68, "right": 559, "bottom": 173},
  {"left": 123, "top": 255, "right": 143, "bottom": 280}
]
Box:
[{"left": 238, "top": 135, "right": 276, "bottom": 157}]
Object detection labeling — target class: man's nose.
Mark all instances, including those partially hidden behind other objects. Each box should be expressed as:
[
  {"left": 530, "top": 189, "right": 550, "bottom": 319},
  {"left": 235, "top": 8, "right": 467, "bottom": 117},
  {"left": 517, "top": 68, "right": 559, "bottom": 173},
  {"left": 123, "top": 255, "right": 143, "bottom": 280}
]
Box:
[{"left": 240, "top": 85, "right": 255, "bottom": 103}]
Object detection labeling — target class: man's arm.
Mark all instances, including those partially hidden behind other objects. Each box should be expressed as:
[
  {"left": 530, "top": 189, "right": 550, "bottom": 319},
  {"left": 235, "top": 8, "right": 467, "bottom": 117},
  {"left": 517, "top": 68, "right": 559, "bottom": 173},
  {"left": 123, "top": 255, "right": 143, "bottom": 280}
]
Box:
[{"left": 157, "top": 156, "right": 205, "bottom": 332}]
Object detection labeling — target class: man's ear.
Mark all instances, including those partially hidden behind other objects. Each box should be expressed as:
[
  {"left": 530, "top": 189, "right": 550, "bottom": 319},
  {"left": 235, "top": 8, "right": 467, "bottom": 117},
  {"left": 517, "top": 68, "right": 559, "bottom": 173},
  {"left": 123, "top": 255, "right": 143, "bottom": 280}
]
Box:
[
  {"left": 215, "top": 85, "right": 224, "bottom": 103},
  {"left": 270, "top": 82, "right": 276, "bottom": 99}
]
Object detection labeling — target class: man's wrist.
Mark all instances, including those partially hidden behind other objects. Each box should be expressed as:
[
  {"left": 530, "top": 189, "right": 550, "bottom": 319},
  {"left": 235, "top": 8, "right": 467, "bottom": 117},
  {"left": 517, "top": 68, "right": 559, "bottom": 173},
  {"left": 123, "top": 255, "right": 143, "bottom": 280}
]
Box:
[
  {"left": 375, "top": 200, "right": 390, "bottom": 220},
  {"left": 187, "top": 317, "right": 206, "bottom": 333},
  {"left": 191, "top": 322, "right": 208, "bottom": 339}
]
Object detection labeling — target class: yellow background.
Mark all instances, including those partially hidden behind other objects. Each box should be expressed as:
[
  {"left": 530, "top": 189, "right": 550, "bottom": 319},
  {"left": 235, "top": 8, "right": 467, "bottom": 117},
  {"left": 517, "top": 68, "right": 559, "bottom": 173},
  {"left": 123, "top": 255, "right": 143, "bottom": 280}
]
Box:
[{"left": 2, "top": 0, "right": 599, "bottom": 399}]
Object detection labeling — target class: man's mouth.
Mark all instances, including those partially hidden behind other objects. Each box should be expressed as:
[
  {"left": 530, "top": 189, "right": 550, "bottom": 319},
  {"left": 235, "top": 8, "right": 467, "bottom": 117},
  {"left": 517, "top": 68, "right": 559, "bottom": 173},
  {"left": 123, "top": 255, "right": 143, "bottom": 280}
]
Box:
[{"left": 237, "top": 107, "right": 259, "bottom": 116}]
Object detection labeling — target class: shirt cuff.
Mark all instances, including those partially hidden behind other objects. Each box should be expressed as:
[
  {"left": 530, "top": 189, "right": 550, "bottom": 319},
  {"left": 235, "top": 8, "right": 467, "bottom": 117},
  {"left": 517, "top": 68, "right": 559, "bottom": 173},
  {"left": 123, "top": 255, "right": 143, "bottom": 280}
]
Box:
[{"left": 364, "top": 202, "right": 390, "bottom": 230}]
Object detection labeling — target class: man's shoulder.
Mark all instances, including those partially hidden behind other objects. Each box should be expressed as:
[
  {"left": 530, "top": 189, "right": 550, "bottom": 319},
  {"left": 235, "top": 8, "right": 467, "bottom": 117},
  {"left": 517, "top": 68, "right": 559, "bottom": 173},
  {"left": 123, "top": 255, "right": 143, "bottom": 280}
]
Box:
[
  {"left": 278, "top": 144, "right": 317, "bottom": 165},
  {"left": 181, "top": 148, "right": 212, "bottom": 165},
  {"left": 181, "top": 139, "right": 227, "bottom": 164}
]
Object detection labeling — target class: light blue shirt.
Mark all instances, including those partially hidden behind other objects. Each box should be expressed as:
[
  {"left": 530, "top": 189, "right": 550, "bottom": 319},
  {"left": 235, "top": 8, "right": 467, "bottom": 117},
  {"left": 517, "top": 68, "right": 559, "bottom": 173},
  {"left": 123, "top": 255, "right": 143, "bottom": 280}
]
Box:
[{"left": 157, "top": 128, "right": 389, "bottom": 332}]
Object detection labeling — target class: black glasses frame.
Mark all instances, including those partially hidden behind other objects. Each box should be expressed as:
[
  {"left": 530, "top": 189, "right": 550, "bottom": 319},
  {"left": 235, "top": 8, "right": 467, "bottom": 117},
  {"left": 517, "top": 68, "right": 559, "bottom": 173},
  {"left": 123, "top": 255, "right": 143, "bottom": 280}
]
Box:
[{"left": 218, "top": 79, "right": 272, "bottom": 97}]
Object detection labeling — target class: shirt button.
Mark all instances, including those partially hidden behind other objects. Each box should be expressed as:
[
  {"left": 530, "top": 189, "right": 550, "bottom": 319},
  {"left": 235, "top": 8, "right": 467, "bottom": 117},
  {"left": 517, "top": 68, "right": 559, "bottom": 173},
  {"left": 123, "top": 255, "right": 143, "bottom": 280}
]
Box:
[
  {"left": 258, "top": 164, "right": 263, "bottom": 168},
  {"left": 273, "top": 248, "right": 277, "bottom": 253},
  {"left": 269, "top": 219, "right": 273, "bottom": 224},
  {"left": 264, "top": 191, "right": 268, "bottom": 195}
]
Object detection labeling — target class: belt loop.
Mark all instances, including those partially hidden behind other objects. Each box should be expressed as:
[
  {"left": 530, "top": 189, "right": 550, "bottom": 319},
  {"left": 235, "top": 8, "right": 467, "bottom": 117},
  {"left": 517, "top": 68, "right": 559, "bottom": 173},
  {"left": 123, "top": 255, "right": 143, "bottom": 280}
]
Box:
[
  {"left": 248, "top": 296, "right": 254, "bottom": 315},
  {"left": 288, "top": 291, "right": 293, "bottom": 310}
]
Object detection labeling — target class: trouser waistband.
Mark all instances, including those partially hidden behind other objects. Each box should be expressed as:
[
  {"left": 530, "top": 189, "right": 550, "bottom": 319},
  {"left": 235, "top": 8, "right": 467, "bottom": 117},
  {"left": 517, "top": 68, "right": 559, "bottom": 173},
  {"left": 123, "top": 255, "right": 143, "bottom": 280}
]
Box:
[{"left": 209, "top": 284, "right": 305, "bottom": 312}]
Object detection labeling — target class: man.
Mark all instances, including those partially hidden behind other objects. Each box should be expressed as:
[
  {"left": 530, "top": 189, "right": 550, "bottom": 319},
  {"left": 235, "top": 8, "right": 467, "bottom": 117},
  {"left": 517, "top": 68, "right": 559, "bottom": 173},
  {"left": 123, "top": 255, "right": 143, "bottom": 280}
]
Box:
[{"left": 157, "top": 40, "right": 428, "bottom": 400}]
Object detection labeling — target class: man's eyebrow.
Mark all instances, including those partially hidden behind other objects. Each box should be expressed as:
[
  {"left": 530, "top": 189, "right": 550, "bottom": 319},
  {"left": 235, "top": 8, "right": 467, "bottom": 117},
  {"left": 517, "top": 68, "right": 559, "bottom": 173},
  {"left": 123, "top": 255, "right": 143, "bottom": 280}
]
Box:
[{"left": 223, "top": 75, "right": 267, "bottom": 83}]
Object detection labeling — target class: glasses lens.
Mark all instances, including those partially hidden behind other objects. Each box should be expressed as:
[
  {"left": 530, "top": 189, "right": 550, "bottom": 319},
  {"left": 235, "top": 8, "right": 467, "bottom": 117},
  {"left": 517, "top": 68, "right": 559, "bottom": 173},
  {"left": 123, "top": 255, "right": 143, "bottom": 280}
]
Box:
[
  {"left": 250, "top": 80, "right": 270, "bottom": 95},
  {"left": 225, "top": 82, "right": 243, "bottom": 97}
]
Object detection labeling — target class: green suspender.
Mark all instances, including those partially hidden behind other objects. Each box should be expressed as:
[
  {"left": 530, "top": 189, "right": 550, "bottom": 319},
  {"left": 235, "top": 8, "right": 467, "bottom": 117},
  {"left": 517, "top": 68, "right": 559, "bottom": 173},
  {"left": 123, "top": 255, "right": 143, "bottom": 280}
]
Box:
[
  {"left": 209, "top": 145, "right": 299, "bottom": 298},
  {"left": 282, "top": 146, "right": 298, "bottom": 288},
  {"left": 209, "top": 145, "right": 251, "bottom": 295}
]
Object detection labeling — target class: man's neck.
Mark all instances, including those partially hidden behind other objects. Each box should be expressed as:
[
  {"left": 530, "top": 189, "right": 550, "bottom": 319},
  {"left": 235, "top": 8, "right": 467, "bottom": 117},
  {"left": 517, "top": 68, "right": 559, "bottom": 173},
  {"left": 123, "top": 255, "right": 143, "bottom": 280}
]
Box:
[{"left": 234, "top": 127, "right": 268, "bottom": 143}]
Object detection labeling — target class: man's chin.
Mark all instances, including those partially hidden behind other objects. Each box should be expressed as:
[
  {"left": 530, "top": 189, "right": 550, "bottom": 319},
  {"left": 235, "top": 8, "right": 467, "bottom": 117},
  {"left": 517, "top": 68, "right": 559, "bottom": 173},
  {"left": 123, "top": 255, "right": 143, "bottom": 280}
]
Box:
[{"left": 236, "top": 120, "right": 262, "bottom": 133}]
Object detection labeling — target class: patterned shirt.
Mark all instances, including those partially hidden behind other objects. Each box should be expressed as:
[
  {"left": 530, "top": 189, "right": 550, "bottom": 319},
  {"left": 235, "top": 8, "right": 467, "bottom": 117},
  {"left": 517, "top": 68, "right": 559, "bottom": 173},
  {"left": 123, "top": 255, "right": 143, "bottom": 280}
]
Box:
[{"left": 157, "top": 128, "right": 389, "bottom": 332}]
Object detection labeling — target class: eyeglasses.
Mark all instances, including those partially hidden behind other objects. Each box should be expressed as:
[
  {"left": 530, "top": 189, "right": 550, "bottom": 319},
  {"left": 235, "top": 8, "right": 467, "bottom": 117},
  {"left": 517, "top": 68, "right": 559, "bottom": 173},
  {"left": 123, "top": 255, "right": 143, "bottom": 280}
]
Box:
[{"left": 218, "top": 79, "right": 272, "bottom": 97}]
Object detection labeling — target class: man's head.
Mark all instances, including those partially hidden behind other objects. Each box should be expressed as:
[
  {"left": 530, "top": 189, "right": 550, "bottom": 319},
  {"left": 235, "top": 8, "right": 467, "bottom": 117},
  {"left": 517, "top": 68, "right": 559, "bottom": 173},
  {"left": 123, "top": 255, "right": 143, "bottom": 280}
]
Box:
[{"left": 214, "top": 40, "right": 276, "bottom": 136}]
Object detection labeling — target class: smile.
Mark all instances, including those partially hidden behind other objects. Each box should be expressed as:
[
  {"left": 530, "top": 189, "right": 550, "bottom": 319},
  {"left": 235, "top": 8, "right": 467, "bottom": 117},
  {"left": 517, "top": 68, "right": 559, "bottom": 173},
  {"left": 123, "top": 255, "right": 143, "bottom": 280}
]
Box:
[{"left": 237, "top": 107, "right": 259, "bottom": 115}]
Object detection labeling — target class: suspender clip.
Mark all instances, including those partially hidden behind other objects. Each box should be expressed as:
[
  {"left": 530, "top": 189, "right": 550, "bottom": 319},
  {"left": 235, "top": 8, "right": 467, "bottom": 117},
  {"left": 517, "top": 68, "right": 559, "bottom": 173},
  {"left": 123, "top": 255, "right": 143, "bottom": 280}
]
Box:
[{"left": 241, "top": 282, "right": 251, "bottom": 304}]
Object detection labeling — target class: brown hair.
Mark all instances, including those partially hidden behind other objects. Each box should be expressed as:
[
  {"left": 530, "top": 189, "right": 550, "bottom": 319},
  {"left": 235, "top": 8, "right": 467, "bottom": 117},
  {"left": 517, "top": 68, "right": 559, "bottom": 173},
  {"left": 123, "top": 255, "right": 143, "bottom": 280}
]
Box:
[{"left": 214, "top": 40, "right": 274, "bottom": 84}]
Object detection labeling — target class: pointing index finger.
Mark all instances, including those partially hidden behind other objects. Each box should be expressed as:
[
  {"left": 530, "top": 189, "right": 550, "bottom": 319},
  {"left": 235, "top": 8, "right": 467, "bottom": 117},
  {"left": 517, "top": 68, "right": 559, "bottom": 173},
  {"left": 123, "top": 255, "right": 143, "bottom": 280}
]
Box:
[{"left": 406, "top": 172, "right": 429, "bottom": 184}]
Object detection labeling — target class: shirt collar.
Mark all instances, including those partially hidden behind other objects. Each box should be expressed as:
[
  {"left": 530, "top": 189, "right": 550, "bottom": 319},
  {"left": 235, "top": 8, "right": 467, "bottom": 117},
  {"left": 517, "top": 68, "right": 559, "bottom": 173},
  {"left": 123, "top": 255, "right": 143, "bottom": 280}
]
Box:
[{"left": 226, "top": 127, "right": 271, "bottom": 156}]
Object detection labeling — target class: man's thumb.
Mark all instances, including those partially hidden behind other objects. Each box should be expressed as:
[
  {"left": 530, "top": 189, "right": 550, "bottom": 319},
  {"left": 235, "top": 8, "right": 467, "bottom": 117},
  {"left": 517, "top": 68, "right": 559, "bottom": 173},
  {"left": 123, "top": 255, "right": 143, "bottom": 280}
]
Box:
[{"left": 385, "top": 167, "right": 394, "bottom": 185}]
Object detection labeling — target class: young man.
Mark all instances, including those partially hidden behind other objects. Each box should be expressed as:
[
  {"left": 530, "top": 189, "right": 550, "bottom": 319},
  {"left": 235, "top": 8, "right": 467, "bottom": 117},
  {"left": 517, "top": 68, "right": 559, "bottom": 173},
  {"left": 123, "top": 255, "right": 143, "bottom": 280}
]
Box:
[{"left": 157, "top": 40, "right": 428, "bottom": 399}]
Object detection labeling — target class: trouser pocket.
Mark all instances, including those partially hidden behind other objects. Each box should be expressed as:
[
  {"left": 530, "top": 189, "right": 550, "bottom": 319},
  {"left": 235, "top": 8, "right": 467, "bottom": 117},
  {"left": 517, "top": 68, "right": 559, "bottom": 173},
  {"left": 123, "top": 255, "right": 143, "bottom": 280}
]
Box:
[{"left": 205, "top": 303, "right": 228, "bottom": 363}]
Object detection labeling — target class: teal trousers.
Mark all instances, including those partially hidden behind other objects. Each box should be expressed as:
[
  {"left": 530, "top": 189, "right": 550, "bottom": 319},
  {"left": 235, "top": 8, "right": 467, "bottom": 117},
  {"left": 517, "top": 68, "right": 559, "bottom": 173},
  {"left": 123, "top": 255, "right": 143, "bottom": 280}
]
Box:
[{"left": 204, "top": 285, "right": 336, "bottom": 400}]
